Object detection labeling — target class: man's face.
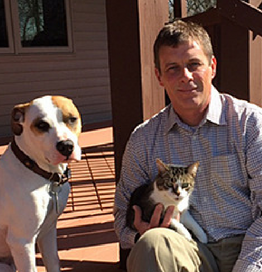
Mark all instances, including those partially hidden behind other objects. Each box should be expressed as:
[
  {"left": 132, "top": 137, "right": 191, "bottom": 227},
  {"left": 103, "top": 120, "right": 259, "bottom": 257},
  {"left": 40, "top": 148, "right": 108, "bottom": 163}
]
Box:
[{"left": 155, "top": 40, "right": 216, "bottom": 121}]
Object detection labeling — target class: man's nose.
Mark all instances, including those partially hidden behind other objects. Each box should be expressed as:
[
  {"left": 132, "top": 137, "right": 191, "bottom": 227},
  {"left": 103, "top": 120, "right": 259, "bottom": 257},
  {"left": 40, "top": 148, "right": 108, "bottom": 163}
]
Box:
[{"left": 180, "top": 67, "right": 193, "bottom": 82}]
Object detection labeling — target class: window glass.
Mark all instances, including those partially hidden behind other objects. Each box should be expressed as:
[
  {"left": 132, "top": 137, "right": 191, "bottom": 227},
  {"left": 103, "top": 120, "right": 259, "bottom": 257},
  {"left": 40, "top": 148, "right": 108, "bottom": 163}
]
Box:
[
  {"left": 187, "top": 0, "right": 216, "bottom": 16},
  {"left": 18, "top": 0, "right": 68, "bottom": 47},
  {"left": 0, "top": 0, "right": 8, "bottom": 47}
]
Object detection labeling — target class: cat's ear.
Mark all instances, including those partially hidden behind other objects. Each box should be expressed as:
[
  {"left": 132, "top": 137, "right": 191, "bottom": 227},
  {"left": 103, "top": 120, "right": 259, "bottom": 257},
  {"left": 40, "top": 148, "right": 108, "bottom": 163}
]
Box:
[
  {"left": 156, "top": 158, "right": 169, "bottom": 174},
  {"left": 188, "top": 161, "right": 200, "bottom": 178}
]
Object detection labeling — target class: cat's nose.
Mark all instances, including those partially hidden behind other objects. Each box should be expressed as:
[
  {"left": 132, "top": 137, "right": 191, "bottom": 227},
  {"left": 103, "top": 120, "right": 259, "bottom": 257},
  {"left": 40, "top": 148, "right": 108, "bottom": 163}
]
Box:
[{"left": 173, "top": 186, "right": 180, "bottom": 196}]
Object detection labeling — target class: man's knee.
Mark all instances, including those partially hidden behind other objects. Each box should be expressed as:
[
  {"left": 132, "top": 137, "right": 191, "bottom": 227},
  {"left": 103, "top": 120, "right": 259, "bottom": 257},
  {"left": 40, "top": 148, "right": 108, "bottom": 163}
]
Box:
[
  {"left": 137, "top": 227, "right": 189, "bottom": 250},
  {"left": 127, "top": 228, "right": 196, "bottom": 272}
]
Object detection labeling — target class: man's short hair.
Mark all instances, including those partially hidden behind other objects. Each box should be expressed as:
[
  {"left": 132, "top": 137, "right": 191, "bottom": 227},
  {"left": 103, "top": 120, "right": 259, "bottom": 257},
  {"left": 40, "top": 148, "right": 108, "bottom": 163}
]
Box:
[{"left": 153, "top": 20, "right": 214, "bottom": 71}]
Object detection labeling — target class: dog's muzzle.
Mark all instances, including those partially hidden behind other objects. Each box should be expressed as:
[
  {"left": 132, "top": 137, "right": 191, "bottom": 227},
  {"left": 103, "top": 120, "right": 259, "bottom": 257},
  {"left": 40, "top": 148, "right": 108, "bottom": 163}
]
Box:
[{"left": 56, "top": 140, "right": 74, "bottom": 158}]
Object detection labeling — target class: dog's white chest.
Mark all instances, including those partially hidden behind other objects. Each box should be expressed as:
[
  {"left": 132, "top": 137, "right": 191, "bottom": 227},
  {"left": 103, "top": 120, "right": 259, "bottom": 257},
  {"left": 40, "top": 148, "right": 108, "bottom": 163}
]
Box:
[{"left": 0, "top": 147, "right": 69, "bottom": 233}]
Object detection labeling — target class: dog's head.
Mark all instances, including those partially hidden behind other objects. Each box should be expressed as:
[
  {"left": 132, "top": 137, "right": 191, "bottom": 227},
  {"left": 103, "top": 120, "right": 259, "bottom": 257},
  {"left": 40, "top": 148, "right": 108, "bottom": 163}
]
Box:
[{"left": 11, "top": 95, "right": 82, "bottom": 168}]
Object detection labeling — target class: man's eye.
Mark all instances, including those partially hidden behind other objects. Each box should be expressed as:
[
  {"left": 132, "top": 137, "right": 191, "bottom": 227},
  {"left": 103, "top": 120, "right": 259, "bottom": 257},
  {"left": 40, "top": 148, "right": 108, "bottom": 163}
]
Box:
[
  {"left": 188, "top": 62, "right": 201, "bottom": 71},
  {"left": 168, "top": 66, "right": 180, "bottom": 72},
  {"left": 35, "top": 121, "right": 50, "bottom": 132}
]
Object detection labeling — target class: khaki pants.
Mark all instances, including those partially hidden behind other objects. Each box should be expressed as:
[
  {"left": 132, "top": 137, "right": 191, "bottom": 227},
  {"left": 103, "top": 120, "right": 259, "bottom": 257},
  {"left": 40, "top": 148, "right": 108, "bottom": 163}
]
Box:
[{"left": 127, "top": 228, "right": 244, "bottom": 272}]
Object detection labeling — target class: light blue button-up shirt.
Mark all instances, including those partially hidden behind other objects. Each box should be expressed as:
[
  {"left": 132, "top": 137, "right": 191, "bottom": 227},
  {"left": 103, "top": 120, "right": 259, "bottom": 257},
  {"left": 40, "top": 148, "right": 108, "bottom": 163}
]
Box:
[{"left": 114, "top": 86, "right": 262, "bottom": 271}]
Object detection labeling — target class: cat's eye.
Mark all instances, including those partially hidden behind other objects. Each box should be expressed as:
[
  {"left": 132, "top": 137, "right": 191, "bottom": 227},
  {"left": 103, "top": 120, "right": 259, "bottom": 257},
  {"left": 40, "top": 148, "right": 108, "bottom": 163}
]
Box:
[
  {"left": 163, "top": 180, "right": 173, "bottom": 189},
  {"left": 182, "top": 183, "right": 189, "bottom": 189}
]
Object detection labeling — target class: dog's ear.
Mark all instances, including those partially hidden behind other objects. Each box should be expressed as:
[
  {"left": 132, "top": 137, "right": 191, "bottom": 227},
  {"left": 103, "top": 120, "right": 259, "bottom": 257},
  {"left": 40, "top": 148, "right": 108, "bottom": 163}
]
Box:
[{"left": 11, "top": 103, "right": 29, "bottom": 136}]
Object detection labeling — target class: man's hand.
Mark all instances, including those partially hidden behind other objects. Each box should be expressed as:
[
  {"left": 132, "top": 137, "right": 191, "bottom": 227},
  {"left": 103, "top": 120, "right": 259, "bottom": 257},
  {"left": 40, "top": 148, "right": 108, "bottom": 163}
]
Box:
[{"left": 133, "top": 203, "right": 176, "bottom": 236}]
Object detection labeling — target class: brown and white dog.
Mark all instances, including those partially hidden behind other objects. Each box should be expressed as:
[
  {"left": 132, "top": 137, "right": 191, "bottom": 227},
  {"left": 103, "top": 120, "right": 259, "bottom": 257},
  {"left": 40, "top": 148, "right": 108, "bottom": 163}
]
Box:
[{"left": 0, "top": 96, "right": 82, "bottom": 272}]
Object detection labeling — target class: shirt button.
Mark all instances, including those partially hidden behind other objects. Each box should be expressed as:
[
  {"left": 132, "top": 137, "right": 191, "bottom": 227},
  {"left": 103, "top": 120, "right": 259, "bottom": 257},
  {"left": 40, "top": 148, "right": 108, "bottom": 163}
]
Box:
[{"left": 203, "top": 197, "right": 207, "bottom": 202}]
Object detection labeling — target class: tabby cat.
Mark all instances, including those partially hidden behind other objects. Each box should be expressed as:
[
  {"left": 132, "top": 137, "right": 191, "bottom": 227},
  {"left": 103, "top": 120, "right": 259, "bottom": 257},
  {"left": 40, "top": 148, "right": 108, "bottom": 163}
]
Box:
[{"left": 126, "top": 159, "right": 208, "bottom": 243}]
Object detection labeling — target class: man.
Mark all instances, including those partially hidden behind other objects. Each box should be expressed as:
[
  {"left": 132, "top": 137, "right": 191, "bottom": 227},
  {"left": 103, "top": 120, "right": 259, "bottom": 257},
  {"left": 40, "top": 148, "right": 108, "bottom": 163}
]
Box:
[{"left": 114, "top": 20, "right": 262, "bottom": 272}]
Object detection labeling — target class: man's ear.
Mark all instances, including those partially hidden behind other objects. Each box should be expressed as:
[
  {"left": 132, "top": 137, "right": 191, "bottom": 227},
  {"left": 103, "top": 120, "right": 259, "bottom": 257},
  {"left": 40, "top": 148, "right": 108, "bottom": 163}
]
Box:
[
  {"left": 154, "top": 67, "right": 164, "bottom": 87},
  {"left": 11, "top": 103, "right": 29, "bottom": 136},
  {"left": 211, "top": 56, "right": 217, "bottom": 79}
]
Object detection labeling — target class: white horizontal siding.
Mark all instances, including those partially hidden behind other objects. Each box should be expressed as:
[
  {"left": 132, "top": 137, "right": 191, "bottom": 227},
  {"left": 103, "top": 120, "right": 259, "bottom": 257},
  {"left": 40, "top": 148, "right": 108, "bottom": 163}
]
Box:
[{"left": 0, "top": 0, "right": 111, "bottom": 138}]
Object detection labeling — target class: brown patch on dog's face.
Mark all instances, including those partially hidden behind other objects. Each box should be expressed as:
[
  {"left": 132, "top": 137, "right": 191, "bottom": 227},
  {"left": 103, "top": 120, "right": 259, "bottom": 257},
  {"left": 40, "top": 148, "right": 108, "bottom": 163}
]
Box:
[
  {"left": 11, "top": 103, "right": 30, "bottom": 135},
  {"left": 51, "top": 96, "right": 82, "bottom": 136}
]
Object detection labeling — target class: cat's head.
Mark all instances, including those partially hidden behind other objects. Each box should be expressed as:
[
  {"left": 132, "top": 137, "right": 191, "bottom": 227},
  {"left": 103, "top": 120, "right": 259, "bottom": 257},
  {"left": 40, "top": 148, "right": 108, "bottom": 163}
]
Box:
[{"left": 155, "top": 159, "right": 199, "bottom": 202}]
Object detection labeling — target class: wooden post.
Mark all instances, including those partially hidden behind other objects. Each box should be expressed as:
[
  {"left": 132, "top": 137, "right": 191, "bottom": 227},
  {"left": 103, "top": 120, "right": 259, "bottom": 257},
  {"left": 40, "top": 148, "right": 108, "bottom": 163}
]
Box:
[
  {"left": 106, "top": 0, "right": 168, "bottom": 269},
  {"left": 249, "top": 0, "right": 262, "bottom": 106},
  {"left": 218, "top": 17, "right": 249, "bottom": 100},
  {"left": 249, "top": 32, "right": 262, "bottom": 106},
  {"left": 106, "top": 0, "right": 168, "bottom": 182}
]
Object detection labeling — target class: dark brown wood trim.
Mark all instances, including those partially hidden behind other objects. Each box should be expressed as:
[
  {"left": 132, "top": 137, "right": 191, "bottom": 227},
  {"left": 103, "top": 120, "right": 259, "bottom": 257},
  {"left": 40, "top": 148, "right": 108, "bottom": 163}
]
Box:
[{"left": 217, "top": 0, "right": 262, "bottom": 36}]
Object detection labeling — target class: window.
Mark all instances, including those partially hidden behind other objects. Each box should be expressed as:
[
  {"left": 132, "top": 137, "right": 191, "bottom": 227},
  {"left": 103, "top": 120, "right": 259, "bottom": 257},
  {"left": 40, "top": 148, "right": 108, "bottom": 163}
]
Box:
[
  {"left": 187, "top": 0, "right": 216, "bottom": 16},
  {"left": 0, "top": 1, "right": 8, "bottom": 47},
  {"left": 0, "top": 0, "right": 72, "bottom": 54},
  {"left": 169, "top": 0, "right": 217, "bottom": 19},
  {"left": 0, "top": 1, "right": 13, "bottom": 53}
]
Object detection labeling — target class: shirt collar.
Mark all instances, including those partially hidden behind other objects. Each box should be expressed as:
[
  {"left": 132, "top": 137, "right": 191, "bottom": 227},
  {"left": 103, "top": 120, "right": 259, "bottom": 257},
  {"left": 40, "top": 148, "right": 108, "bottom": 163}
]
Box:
[
  {"left": 166, "top": 85, "right": 227, "bottom": 134},
  {"left": 206, "top": 86, "right": 227, "bottom": 126},
  {"left": 166, "top": 105, "right": 179, "bottom": 134}
]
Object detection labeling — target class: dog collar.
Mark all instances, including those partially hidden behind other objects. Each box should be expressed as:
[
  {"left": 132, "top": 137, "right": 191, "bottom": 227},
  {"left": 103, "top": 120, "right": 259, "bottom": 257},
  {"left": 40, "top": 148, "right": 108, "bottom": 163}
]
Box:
[{"left": 11, "top": 140, "right": 71, "bottom": 184}]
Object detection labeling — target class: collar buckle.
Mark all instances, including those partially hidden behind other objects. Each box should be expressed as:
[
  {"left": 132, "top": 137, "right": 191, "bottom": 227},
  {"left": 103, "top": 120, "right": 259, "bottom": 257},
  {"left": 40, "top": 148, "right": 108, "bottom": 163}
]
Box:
[{"left": 51, "top": 168, "right": 71, "bottom": 185}]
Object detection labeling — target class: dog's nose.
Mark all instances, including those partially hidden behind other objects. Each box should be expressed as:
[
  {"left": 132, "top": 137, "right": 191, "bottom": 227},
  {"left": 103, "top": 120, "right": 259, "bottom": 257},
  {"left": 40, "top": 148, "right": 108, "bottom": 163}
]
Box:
[{"left": 56, "top": 140, "right": 74, "bottom": 157}]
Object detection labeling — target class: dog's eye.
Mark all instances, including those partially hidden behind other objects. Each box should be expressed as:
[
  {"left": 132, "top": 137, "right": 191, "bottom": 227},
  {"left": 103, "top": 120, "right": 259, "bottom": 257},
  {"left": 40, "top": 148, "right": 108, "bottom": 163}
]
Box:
[
  {"left": 35, "top": 121, "right": 50, "bottom": 132},
  {"left": 68, "top": 117, "right": 77, "bottom": 125}
]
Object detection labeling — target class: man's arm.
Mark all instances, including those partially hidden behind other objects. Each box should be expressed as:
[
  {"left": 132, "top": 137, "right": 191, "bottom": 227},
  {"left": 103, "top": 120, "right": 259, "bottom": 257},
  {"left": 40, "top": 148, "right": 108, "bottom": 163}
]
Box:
[
  {"left": 113, "top": 132, "right": 150, "bottom": 249},
  {"left": 233, "top": 111, "right": 262, "bottom": 271},
  {"left": 114, "top": 128, "right": 175, "bottom": 249},
  {"left": 232, "top": 217, "right": 262, "bottom": 271}
]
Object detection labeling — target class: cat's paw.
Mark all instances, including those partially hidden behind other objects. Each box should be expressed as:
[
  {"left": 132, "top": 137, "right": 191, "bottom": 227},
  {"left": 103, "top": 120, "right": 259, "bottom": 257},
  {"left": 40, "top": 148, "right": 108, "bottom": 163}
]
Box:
[
  {"left": 177, "top": 226, "right": 192, "bottom": 241},
  {"left": 170, "top": 219, "right": 192, "bottom": 241},
  {"left": 182, "top": 229, "right": 192, "bottom": 241}
]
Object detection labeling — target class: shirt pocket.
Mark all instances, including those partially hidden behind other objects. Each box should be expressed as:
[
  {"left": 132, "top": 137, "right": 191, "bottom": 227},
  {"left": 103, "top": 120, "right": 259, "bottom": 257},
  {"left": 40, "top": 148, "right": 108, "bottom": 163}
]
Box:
[{"left": 210, "top": 153, "right": 248, "bottom": 189}]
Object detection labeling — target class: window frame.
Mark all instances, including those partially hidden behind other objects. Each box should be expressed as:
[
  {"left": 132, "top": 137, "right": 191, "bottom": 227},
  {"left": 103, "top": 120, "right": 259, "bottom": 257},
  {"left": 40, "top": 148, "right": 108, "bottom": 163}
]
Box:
[{"left": 0, "top": 0, "right": 73, "bottom": 55}]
